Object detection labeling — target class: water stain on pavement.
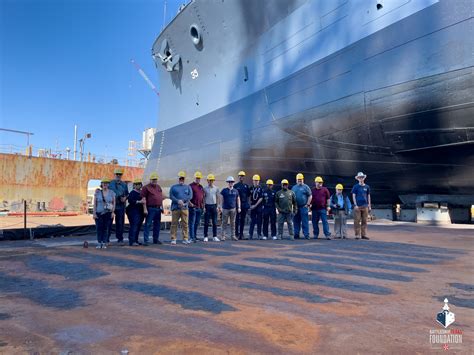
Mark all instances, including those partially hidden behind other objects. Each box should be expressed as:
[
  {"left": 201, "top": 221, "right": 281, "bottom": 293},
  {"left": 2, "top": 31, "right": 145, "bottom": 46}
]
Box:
[
  {"left": 221, "top": 263, "right": 393, "bottom": 295},
  {"left": 63, "top": 251, "right": 157, "bottom": 269},
  {"left": 121, "top": 282, "right": 236, "bottom": 314},
  {"left": 245, "top": 257, "right": 413, "bottom": 282},
  {"left": 0, "top": 272, "right": 85, "bottom": 309}
]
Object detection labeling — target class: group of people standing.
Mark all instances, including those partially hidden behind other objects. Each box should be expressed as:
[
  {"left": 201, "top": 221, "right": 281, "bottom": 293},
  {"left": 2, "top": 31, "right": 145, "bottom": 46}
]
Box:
[{"left": 92, "top": 169, "right": 372, "bottom": 248}]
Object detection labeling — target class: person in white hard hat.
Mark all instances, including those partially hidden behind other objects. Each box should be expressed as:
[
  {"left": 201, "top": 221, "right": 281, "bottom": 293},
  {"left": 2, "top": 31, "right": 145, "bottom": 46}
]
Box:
[
  {"left": 220, "top": 176, "right": 241, "bottom": 241},
  {"left": 351, "top": 172, "right": 371, "bottom": 240}
]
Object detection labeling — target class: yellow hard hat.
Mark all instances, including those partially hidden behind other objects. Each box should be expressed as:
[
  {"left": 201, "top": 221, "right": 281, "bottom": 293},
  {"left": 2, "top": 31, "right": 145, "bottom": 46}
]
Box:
[
  {"left": 194, "top": 171, "right": 203, "bottom": 179},
  {"left": 114, "top": 168, "right": 124, "bottom": 175},
  {"left": 101, "top": 177, "right": 111, "bottom": 183},
  {"left": 207, "top": 174, "right": 215, "bottom": 180},
  {"left": 266, "top": 179, "right": 274, "bottom": 185},
  {"left": 296, "top": 173, "right": 304, "bottom": 180},
  {"left": 238, "top": 171, "right": 246, "bottom": 176},
  {"left": 336, "top": 183, "right": 344, "bottom": 189},
  {"left": 281, "top": 179, "right": 289, "bottom": 184},
  {"left": 252, "top": 174, "right": 261, "bottom": 181},
  {"left": 315, "top": 176, "right": 323, "bottom": 183},
  {"left": 178, "top": 171, "right": 186, "bottom": 178},
  {"left": 133, "top": 178, "right": 143, "bottom": 184},
  {"left": 149, "top": 172, "right": 159, "bottom": 180}
]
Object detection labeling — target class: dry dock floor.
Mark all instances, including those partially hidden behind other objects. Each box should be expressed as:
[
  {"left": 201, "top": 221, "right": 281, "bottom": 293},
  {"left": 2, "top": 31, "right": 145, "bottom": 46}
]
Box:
[{"left": 0, "top": 223, "right": 473, "bottom": 354}]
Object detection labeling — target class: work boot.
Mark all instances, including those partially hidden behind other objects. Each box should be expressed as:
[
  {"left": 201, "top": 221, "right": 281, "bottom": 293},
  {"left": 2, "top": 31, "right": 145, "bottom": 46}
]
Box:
[
  {"left": 361, "top": 236, "right": 370, "bottom": 240},
  {"left": 231, "top": 235, "right": 238, "bottom": 241}
]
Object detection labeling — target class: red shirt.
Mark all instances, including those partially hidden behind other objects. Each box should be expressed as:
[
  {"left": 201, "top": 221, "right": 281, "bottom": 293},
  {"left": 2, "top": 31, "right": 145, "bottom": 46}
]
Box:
[
  {"left": 190, "top": 182, "right": 205, "bottom": 209},
  {"left": 140, "top": 183, "right": 163, "bottom": 207},
  {"left": 311, "top": 186, "right": 330, "bottom": 210}
]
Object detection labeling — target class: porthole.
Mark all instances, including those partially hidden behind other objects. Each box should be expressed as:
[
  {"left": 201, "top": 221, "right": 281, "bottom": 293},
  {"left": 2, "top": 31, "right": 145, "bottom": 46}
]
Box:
[{"left": 190, "top": 24, "right": 201, "bottom": 45}]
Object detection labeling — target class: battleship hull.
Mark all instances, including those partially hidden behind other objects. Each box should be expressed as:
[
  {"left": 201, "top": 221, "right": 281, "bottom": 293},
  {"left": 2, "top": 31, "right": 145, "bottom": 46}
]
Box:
[{"left": 147, "top": 0, "right": 474, "bottom": 205}]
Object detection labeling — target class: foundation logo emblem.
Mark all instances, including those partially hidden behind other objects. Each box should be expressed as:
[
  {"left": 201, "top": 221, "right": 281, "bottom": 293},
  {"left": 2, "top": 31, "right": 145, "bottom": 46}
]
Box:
[{"left": 436, "top": 298, "right": 455, "bottom": 328}]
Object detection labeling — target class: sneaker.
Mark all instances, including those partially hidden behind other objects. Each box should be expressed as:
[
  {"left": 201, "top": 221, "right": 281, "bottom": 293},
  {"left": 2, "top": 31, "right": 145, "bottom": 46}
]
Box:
[
  {"left": 261, "top": 236, "right": 267, "bottom": 240},
  {"left": 355, "top": 236, "right": 360, "bottom": 240},
  {"left": 213, "top": 237, "right": 220, "bottom": 242},
  {"left": 203, "top": 237, "right": 209, "bottom": 242},
  {"left": 257, "top": 235, "right": 262, "bottom": 240},
  {"left": 182, "top": 240, "right": 191, "bottom": 244},
  {"left": 171, "top": 240, "right": 177, "bottom": 245},
  {"left": 153, "top": 240, "right": 163, "bottom": 245},
  {"left": 272, "top": 236, "right": 278, "bottom": 240},
  {"left": 231, "top": 235, "right": 239, "bottom": 241},
  {"left": 96, "top": 244, "right": 102, "bottom": 249},
  {"left": 102, "top": 243, "right": 107, "bottom": 249},
  {"left": 342, "top": 236, "right": 347, "bottom": 239},
  {"left": 289, "top": 236, "right": 295, "bottom": 240},
  {"left": 361, "top": 236, "right": 370, "bottom": 240},
  {"left": 325, "top": 237, "right": 332, "bottom": 240},
  {"left": 117, "top": 241, "right": 125, "bottom": 246},
  {"left": 305, "top": 236, "right": 311, "bottom": 240},
  {"left": 221, "top": 236, "right": 226, "bottom": 241}
]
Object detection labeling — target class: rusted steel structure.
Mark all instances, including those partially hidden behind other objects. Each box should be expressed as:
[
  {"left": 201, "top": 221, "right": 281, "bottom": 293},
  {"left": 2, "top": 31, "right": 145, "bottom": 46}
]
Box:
[{"left": 0, "top": 153, "right": 144, "bottom": 213}]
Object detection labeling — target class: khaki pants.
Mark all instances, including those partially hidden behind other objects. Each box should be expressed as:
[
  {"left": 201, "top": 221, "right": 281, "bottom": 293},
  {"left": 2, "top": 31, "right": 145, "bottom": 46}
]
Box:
[
  {"left": 171, "top": 209, "right": 189, "bottom": 241},
  {"left": 353, "top": 207, "right": 368, "bottom": 237},
  {"left": 333, "top": 210, "right": 347, "bottom": 238},
  {"left": 278, "top": 212, "right": 294, "bottom": 238},
  {"left": 221, "top": 208, "right": 236, "bottom": 239}
]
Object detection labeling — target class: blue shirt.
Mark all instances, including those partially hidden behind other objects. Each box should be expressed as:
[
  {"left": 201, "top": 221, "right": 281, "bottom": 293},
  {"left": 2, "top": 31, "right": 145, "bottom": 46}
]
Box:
[
  {"left": 351, "top": 184, "right": 371, "bottom": 207},
  {"left": 291, "top": 184, "right": 312, "bottom": 207},
  {"left": 234, "top": 182, "right": 250, "bottom": 209},
  {"left": 169, "top": 184, "right": 193, "bottom": 211},
  {"left": 221, "top": 188, "right": 239, "bottom": 209},
  {"left": 337, "top": 194, "right": 344, "bottom": 208},
  {"left": 262, "top": 188, "right": 276, "bottom": 208},
  {"left": 109, "top": 179, "right": 129, "bottom": 207}
]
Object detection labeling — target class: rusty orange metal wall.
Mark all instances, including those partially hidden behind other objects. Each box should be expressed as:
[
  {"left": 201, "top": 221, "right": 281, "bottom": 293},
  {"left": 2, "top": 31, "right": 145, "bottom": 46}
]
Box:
[{"left": 0, "top": 153, "right": 144, "bottom": 213}]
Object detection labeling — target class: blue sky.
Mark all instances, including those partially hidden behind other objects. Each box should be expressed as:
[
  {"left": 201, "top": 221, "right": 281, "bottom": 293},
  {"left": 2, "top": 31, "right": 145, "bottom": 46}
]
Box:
[{"left": 0, "top": 0, "right": 182, "bottom": 163}]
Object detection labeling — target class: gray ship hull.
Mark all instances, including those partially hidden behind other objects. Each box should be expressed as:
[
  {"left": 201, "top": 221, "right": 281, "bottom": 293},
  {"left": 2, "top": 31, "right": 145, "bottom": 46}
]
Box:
[{"left": 148, "top": 0, "right": 474, "bottom": 205}]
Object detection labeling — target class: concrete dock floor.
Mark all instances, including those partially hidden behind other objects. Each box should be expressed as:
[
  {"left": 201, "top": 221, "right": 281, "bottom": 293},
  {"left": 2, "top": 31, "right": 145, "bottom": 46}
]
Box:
[{"left": 0, "top": 223, "right": 473, "bottom": 354}]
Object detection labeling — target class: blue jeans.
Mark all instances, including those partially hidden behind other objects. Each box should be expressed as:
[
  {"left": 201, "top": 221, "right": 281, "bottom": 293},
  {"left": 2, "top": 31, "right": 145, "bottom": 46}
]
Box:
[
  {"left": 127, "top": 209, "right": 144, "bottom": 245},
  {"left": 312, "top": 209, "right": 331, "bottom": 238},
  {"left": 96, "top": 212, "right": 112, "bottom": 244},
  {"left": 109, "top": 207, "right": 125, "bottom": 242},
  {"left": 144, "top": 207, "right": 161, "bottom": 243},
  {"left": 293, "top": 206, "right": 309, "bottom": 238},
  {"left": 249, "top": 206, "right": 263, "bottom": 238},
  {"left": 263, "top": 208, "right": 277, "bottom": 237},
  {"left": 235, "top": 206, "right": 249, "bottom": 238},
  {"left": 188, "top": 207, "right": 202, "bottom": 241},
  {"left": 204, "top": 204, "right": 218, "bottom": 238}
]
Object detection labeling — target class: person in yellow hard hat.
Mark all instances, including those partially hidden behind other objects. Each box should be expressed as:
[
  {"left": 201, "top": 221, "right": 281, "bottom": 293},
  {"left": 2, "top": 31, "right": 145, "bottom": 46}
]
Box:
[
  {"left": 234, "top": 170, "right": 251, "bottom": 239},
  {"left": 126, "top": 179, "right": 147, "bottom": 246},
  {"left": 310, "top": 176, "right": 332, "bottom": 240},
  {"left": 262, "top": 179, "right": 277, "bottom": 240},
  {"left": 93, "top": 178, "right": 116, "bottom": 249},
  {"left": 108, "top": 168, "right": 129, "bottom": 245},
  {"left": 249, "top": 174, "right": 264, "bottom": 239},
  {"left": 203, "top": 174, "right": 220, "bottom": 242},
  {"left": 188, "top": 171, "right": 205, "bottom": 242},
  {"left": 140, "top": 172, "right": 163, "bottom": 245},
  {"left": 330, "top": 183, "right": 352, "bottom": 239},
  {"left": 291, "top": 173, "right": 312, "bottom": 239},
  {"left": 169, "top": 171, "right": 193, "bottom": 245},
  {"left": 275, "top": 179, "right": 296, "bottom": 240}
]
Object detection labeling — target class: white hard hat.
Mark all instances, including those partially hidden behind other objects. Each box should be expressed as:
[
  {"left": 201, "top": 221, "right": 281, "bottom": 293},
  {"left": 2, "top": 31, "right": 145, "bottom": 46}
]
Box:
[{"left": 226, "top": 176, "right": 235, "bottom": 182}]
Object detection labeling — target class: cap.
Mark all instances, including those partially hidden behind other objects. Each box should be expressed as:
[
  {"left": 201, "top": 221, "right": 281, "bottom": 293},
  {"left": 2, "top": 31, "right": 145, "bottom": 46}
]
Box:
[
  {"left": 315, "top": 176, "right": 323, "bottom": 183},
  {"left": 355, "top": 171, "right": 367, "bottom": 180},
  {"left": 238, "top": 171, "right": 246, "bottom": 176},
  {"left": 252, "top": 174, "right": 261, "bottom": 181},
  {"left": 266, "top": 179, "right": 274, "bottom": 185},
  {"left": 194, "top": 171, "right": 203, "bottom": 179},
  {"left": 296, "top": 173, "right": 304, "bottom": 180},
  {"left": 178, "top": 171, "right": 186, "bottom": 178},
  {"left": 133, "top": 178, "right": 143, "bottom": 184},
  {"left": 226, "top": 176, "right": 235, "bottom": 182},
  {"left": 101, "top": 177, "right": 111, "bottom": 183},
  {"left": 207, "top": 174, "right": 215, "bottom": 180},
  {"left": 149, "top": 172, "right": 159, "bottom": 180},
  {"left": 114, "top": 168, "right": 124, "bottom": 175},
  {"left": 281, "top": 179, "right": 289, "bottom": 184},
  {"left": 335, "top": 183, "right": 343, "bottom": 189}
]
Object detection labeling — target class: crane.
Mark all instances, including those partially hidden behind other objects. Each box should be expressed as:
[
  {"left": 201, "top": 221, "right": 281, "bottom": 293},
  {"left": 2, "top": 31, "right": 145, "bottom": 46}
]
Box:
[{"left": 130, "top": 59, "right": 160, "bottom": 97}]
